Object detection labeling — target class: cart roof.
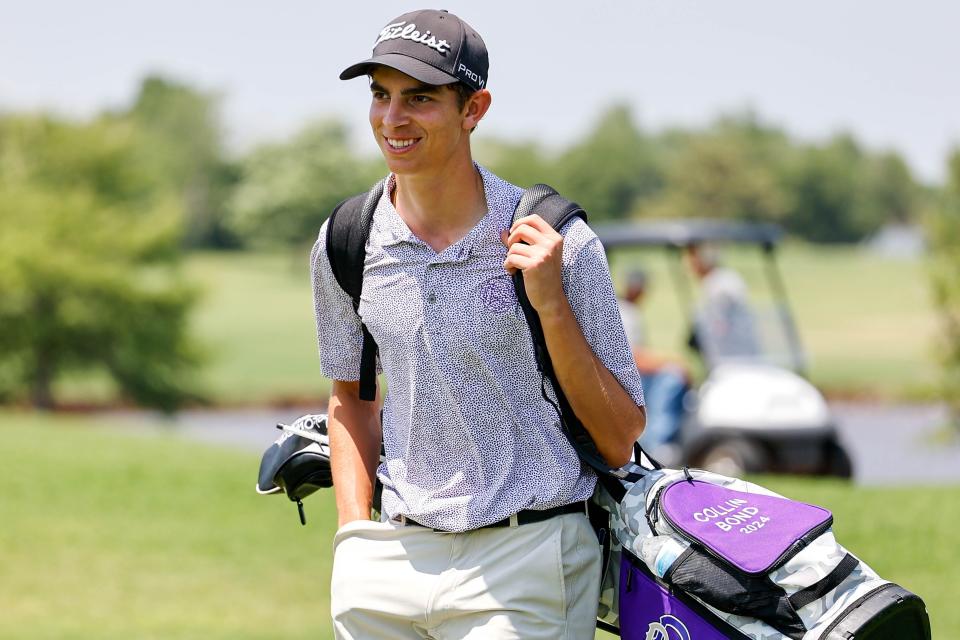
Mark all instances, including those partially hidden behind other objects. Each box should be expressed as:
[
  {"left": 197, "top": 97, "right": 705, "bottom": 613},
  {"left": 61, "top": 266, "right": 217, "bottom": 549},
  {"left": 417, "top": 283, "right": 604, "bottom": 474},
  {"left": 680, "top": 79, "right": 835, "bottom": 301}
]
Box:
[{"left": 594, "top": 219, "right": 783, "bottom": 250}]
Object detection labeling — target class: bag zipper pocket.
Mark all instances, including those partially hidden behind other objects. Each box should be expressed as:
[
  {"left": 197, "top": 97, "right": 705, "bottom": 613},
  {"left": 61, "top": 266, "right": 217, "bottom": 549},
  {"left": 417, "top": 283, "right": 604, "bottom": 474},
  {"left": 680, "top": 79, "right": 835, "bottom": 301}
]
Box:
[{"left": 652, "top": 478, "right": 835, "bottom": 576}]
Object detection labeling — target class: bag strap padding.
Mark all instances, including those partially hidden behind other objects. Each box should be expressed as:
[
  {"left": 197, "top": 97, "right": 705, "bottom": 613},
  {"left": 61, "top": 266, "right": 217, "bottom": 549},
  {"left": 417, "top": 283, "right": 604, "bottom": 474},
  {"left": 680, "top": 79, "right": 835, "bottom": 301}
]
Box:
[
  {"left": 325, "top": 178, "right": 387, "bottom": 401},
  {"left": 513, "top": 183, "right": 586, "bottom": 229}
]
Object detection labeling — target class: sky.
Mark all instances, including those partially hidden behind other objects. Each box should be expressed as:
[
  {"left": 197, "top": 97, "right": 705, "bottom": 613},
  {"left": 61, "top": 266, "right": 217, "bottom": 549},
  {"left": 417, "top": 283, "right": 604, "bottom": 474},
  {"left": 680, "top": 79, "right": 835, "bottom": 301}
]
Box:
[{"left": 2, "top": 0, "right": 958, "bottom": 183}]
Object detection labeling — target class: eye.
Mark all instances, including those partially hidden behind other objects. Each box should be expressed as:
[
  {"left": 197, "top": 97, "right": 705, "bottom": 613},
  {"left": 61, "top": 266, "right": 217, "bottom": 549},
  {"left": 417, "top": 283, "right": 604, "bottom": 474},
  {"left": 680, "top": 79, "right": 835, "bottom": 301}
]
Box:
[
  {"left": 371, "top": 90, "right": 388, "bottom": 101},
  {"left": 411, "top": 94, "right": 432, "bottom": 104}
]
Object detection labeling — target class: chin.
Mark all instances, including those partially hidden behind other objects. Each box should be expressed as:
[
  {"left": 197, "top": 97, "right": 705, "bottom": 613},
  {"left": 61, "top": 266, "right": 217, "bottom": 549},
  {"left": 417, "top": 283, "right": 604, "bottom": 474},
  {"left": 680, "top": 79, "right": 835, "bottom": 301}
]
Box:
[
  {"left": 383, "top": 159, "right": 414, "bottom": 176},
  {"left": 380, "top": 154, "right": 422, "bottom": 176}
]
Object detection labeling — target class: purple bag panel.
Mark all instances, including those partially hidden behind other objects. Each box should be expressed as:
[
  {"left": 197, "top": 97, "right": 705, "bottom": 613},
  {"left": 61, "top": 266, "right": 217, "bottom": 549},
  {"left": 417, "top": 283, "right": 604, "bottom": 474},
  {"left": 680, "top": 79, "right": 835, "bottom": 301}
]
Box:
[
  {"left": 620, "top": 556, "right": 742, "bottom": 640},
  {"left": 659, "top": 480, "right": 832, "bottom": 575}
]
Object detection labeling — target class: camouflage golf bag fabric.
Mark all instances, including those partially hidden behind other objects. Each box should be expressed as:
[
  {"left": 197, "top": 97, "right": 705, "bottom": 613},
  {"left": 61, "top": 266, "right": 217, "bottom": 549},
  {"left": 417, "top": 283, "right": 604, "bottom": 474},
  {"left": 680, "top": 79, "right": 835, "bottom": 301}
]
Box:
[{"left": 593, "top": 466, "right": 930, "bottom": 639}]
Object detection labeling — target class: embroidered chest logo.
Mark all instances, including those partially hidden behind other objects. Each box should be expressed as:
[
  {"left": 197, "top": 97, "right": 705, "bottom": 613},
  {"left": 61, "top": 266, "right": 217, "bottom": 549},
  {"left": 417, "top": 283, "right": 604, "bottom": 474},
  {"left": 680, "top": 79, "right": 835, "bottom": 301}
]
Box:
[
  {"left": 480, "top": 276, "right": 516, "bottom": 313},
  {"left": 375, "top": 22, "right": 451, "bottom": 54}
]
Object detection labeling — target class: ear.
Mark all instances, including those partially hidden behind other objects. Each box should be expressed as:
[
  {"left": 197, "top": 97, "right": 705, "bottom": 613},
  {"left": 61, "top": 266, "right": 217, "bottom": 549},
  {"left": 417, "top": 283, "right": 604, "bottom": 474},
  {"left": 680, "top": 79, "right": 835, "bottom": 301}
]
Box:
[{"left": 462, "top": 89, "right": 492, "bottom": 131}]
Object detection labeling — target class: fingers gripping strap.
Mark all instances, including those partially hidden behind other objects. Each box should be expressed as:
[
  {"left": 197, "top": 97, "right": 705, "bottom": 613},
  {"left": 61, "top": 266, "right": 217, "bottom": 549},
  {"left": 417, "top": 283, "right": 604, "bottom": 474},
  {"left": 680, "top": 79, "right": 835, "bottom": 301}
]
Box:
[{"left": 326, "top": 179, "right": 387, "bottom": 401}]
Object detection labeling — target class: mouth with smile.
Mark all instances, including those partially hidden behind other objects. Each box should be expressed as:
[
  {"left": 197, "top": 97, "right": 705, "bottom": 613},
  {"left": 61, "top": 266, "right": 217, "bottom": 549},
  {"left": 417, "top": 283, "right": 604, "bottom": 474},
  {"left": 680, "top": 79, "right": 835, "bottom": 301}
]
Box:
[{"left": 384, "top": 136, "right": 422, "bottom": 154}]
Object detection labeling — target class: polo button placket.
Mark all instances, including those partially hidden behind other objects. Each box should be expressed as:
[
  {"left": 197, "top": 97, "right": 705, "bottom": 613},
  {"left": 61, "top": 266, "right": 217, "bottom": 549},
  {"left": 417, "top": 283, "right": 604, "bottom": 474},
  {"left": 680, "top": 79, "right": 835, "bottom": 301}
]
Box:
[
  {"left": 425, "top": 293, "right": 438, "bottom": 340},
  {"left": 423, "top": 262, "right": 441, "bottom": 341}
]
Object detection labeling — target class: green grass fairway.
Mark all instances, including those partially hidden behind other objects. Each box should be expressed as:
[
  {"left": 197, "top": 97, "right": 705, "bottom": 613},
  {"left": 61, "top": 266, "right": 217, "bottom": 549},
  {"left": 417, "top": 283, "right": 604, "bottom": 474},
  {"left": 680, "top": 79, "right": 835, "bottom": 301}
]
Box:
[
  {"left": 184, "top": 251, "right": 329, "bottom": 404},
  {"left": 0, "top": 412, "right": 338, "bottom": 640},
  {"left": 2, "top": 413, "right": 955, "bottom": 639}
]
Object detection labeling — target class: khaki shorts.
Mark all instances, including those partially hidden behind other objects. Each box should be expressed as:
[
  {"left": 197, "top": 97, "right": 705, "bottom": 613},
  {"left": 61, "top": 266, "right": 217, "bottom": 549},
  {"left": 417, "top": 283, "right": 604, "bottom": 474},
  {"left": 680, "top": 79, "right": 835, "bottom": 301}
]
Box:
[{"left": 331, "top": 512, "right": 602, "bottom": 639}]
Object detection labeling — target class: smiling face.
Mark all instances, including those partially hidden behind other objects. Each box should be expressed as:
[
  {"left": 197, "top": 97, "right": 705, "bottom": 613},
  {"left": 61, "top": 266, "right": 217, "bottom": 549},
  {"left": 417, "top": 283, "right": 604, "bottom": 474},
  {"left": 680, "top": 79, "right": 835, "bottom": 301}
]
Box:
[{"left": 368, "top": 66, "right": 488, "bottom": 178}]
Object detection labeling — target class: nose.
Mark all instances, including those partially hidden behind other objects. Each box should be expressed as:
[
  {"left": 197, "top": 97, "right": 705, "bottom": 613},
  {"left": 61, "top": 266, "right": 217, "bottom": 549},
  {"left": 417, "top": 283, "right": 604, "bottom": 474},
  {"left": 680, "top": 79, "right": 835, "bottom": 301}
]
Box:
[{"left": 382, "top": 96, "right": 409, "bottom": 129}]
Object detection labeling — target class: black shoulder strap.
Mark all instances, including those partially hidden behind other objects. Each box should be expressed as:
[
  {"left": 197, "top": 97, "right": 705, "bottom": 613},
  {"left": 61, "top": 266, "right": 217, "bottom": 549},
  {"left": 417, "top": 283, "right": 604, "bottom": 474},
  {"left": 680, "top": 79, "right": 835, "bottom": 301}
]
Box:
[
  {"left": 325, "top": 178, "right": 387, "bottom": 401},
  {"left": 510, "top": 184, "right": 627, "bottom": 479}
]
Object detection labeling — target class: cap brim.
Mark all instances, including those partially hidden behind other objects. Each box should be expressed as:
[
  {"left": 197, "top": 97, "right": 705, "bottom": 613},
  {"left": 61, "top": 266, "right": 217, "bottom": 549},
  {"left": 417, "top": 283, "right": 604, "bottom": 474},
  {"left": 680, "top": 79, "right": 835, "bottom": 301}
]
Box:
[{"left": 339, "top": 53, "right": 458, "bottom": 86}]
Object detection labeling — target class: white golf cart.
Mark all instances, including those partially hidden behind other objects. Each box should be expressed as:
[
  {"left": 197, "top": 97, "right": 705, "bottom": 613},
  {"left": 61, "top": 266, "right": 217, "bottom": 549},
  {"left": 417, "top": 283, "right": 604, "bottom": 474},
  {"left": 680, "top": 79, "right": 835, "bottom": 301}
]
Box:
[{"left": 596, "top": 219, "right": 852, "bottom": 478}]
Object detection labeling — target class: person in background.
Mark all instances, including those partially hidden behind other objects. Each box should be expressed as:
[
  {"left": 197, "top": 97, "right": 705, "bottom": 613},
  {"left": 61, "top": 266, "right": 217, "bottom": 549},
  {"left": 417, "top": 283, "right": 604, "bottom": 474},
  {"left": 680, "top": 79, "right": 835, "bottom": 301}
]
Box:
[
  {"left": 685, "top": 243, "right": 761, "bottom": 366},
  {"left": 618, "top": 268, "right": 689, "bottom": 457}
]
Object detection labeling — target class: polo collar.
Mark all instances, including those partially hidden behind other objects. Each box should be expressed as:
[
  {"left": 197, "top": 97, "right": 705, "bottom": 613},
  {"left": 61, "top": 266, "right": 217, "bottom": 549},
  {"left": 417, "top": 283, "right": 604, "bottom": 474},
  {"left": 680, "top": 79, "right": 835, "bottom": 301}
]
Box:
[
  {"left": 375, "top": 164, "right": 510, "bottom": 263},
  {"left": 377, "top": 174, "right": 418, "bottom": 247}
]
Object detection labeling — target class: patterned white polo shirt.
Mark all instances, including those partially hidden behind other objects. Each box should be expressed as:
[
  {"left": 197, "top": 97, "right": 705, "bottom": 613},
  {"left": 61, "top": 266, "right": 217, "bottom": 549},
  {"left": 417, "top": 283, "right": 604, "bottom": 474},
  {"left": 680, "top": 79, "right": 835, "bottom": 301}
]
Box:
[{"left": 311, "top": 164, "right": 644, "bottom": 532}]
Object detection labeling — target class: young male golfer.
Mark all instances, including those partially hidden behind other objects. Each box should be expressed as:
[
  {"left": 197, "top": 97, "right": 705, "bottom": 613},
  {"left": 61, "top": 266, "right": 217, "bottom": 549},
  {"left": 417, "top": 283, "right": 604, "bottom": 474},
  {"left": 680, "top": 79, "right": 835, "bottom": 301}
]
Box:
[{"left": 312, "top": 9, "right": 646, "bottom": 639}]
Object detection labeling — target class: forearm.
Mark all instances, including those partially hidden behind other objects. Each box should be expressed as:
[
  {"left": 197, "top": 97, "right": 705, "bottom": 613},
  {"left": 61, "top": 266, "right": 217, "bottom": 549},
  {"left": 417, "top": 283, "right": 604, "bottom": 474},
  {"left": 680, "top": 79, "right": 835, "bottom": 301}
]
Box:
[
  {"left": 328, "top": 379, "right": 382, "bottom": 526},
  {"left": 539, "top": 298, "right": 646, "bottom": 468},
  {"left": 501, "top": 215, "right": 644, "bottom": 467}
]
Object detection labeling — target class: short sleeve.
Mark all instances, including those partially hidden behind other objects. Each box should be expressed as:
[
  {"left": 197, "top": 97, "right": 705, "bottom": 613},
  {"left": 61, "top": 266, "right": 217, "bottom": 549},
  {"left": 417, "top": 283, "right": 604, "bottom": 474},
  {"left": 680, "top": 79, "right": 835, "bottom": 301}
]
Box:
[
  {"left": 310, "top": 220, "right": 364, "bottom": 381},
  {"left": 560, "top": 219, "right": 645, "bottom": 408}
]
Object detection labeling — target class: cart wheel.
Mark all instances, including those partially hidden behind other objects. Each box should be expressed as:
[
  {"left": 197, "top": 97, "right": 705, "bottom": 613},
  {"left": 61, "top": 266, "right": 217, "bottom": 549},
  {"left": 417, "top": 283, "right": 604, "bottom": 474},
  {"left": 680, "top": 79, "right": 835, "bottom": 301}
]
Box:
[
  {"left": 698, "top": 439, "right": 768, "bottom": 478},
  {"left": 823, "top": 440, "right": 854, "bottom": 479}
]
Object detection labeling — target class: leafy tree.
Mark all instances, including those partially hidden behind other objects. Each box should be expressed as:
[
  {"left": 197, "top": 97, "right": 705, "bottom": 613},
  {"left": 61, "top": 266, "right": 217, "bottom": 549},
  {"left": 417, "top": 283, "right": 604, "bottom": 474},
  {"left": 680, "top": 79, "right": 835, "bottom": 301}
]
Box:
[
  {"left": 781, "top": 135, "right": 917, "bottom": 243},
  {"left": 858, "top": 152, "right": 919, "bottom": 226},
  {"left": 0, "top": 115, "right": 202, "bottom": 411},
  {"left": 635, "top": 115, "right": 919, "bottom": 242},
  {"left": 781, "top": 135, "right": 861, "bottom": 242},
  {"left": 640, "top": 127, "right": 786, "bottom": 221},
  {"left": 551, "top": 104, "right": 662, "bottom": 221},
  {"left": 641, "top": 113, "right": 790, "bottom": 222},
  {"left": 928, "top": 149, "right": 960, "bottom": 431},
  {"left": 123, "top": 75, "right": 237, "bottom": 248},
  {"left": 226, "top": 120, "right": 383, "bottom": 247},
  {"left": 474, "top": 138, "right": 554, "bottom": 191}
]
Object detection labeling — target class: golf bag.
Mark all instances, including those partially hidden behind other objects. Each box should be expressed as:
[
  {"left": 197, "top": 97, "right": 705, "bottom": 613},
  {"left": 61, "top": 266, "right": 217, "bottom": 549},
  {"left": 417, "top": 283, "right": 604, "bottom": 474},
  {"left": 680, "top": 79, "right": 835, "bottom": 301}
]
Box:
[{"left": 592, "top": 462, "right": 931, "bottom": 639}]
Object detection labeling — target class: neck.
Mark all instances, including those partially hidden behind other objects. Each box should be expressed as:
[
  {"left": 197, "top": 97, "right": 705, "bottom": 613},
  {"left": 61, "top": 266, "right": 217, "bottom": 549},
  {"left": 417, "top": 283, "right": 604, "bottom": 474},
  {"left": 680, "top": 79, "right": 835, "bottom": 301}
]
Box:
[{"left": 393, "top": 155, "right": 488, "bottom": 252}]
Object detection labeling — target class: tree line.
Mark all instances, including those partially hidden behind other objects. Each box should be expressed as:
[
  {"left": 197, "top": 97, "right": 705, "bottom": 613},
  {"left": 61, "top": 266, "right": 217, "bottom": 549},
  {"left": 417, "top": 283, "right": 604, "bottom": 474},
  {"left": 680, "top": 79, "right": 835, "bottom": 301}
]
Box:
[
  {"left": 1, "top": 74, "right": 957, "bottom": 413},
  {"left": 29, "top": 75, "right": 924, "bottom": 251},
  {"left": 233, "top": 104, "right": 927, "bottom": 248}
]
